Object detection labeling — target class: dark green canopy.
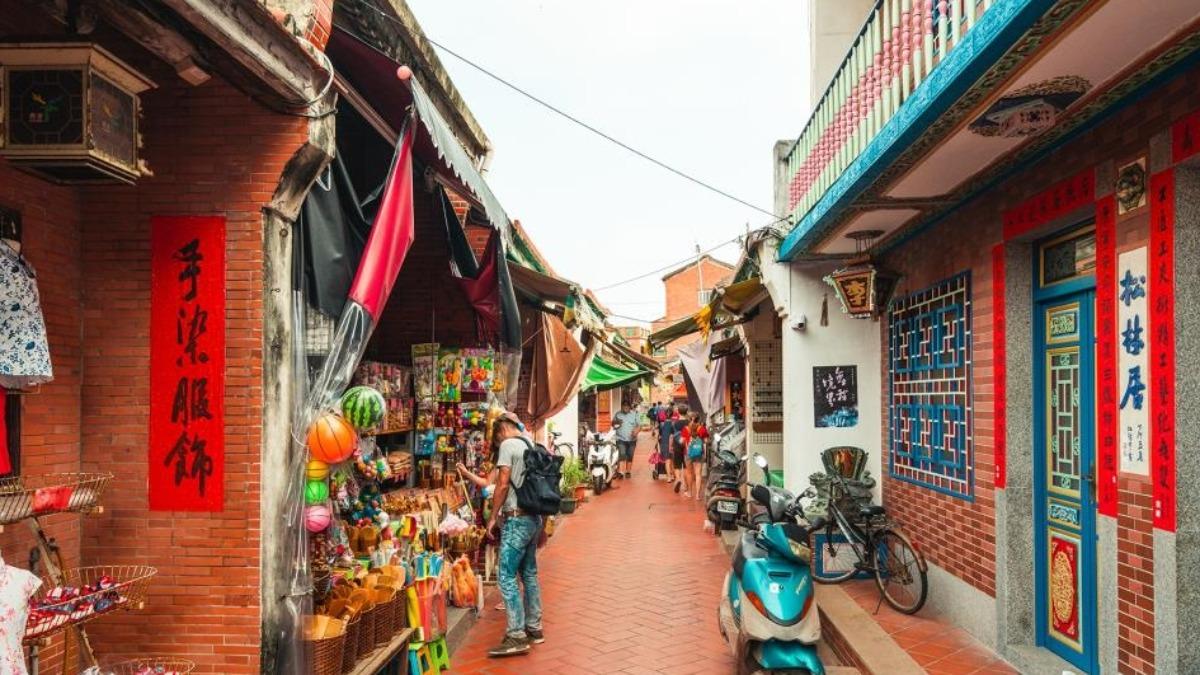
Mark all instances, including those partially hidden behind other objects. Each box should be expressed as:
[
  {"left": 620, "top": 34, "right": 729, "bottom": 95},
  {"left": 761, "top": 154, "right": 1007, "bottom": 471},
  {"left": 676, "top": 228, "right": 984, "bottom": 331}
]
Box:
[{"left": 581, "top": 355, "right": 650, "bottom": 392}]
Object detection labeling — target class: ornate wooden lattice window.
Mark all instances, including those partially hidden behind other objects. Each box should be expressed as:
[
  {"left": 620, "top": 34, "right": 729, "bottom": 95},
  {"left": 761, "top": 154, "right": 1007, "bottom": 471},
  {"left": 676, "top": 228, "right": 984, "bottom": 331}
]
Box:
[{"left": 888, "top": 272, "right": 974, "bottom": 499}]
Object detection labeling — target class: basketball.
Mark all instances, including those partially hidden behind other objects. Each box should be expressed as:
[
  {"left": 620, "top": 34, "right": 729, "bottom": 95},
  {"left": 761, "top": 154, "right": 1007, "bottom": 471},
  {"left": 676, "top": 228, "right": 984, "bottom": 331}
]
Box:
[
  {"left": 307, "top": 413, "right": 358, "bottom": 464},
  {"left": 304, "top": 504, "right": 332, "bottom": 533},
  {"left": 341, "top": 386, "right": 386, "bottom": 431},
  {"left": 304, "top": 480, "right": 329, "bottom": 505},
  {"left": 306, "top": 459, "right": 330, "bottom": 481}
]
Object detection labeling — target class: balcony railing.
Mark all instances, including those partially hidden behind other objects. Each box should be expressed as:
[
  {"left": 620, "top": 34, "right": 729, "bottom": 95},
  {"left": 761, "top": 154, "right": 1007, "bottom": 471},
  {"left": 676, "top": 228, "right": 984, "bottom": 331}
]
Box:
[{"left": 785, "top": 0, "right": 994, "bottom": 222}]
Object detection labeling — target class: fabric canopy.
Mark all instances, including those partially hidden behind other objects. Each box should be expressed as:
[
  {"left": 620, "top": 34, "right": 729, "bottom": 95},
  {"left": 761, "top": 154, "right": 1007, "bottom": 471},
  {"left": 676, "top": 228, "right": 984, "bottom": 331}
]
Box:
[
  {"left": 647, "top": 276, "right": 765, "bottom": 351},
  {"left": 293, "top": 153, "right": 371, "bottom": 318},
  {"left": 509, "top": 263, "right": 606, "bottom": 335},
  {"left": 525, "top": 310, "right": 595, "bottom": 426},
  {"left": 709, "top": 334, "right": 745, "bottom": 360},
  {"left": 607, "top": 340, "right": 661, "bottom": 373},
  {"left": 581, "top": 355, "right": 649, "bottom": 392},
  {"left": 678, "top": 331, "right": 726, "bottom": 418}
]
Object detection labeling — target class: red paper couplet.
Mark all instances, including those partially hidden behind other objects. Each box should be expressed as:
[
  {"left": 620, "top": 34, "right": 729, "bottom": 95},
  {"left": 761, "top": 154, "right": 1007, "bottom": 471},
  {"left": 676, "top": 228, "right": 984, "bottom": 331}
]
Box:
[
  {"left": 992, "top": 244, "right": 1007, "bottom": 490},
  {"left": 149, "top": 216, "right": 226, "bottom": 511},
  {"left": 1149, "top": 170, "right": 1176, "bottom": 532},
  {"left": 1002, "top": 169, "right": 1095, "bottom": 241},
  {"left": 1095, "top": 196, "right": 1118, "bottom": 518},
  {"left": 1172, "top": 109, "right": 1200, "bottom": 164}
]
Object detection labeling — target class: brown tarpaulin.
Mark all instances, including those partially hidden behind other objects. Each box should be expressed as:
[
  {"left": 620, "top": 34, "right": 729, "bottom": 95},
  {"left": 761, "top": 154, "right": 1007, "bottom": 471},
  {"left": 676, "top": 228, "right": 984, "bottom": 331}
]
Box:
[{"left": 524, "top": 309, "right": 595, "bottom": 428}]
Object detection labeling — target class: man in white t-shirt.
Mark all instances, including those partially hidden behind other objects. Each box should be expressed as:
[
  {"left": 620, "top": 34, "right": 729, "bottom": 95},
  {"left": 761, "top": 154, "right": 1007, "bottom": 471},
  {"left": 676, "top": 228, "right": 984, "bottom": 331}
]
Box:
[{"left": 485, "top": 411, "right": 544, "bottom": 657}]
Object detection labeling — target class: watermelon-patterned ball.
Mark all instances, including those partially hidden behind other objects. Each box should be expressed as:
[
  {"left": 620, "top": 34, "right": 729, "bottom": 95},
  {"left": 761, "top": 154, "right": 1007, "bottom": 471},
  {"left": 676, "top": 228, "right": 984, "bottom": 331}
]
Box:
[
  {"left": 341, "top": 386, "right": 386, "bottom": 431},
  {"left": 305, "top": 480, "right": 329, "bottom": 505}
]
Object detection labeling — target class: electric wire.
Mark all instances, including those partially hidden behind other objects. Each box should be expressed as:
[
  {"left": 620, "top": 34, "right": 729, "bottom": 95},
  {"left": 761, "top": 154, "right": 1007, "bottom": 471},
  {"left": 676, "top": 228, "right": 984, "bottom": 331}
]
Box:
[
  {"left": 349, "top": 0, "right": 783, "bottom": 220},
  {"left": 592, "top": 235, "right": 743, "bottom": 291}
]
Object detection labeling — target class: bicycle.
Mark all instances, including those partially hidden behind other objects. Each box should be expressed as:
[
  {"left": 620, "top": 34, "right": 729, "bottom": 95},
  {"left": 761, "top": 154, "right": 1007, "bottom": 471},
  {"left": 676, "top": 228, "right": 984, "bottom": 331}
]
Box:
[
  {"left": 809, "top": 472, "right": 929, "bottom": 614},
  {"left": 549, "top": 431, "right": 576, "bottom": 462}
]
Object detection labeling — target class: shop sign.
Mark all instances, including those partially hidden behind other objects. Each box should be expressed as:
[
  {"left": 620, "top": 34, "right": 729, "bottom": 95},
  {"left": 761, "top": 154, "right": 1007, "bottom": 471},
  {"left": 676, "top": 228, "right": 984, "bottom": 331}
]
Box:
[
  {"left": 149, "top": 216, "right": 225, "bottom": 511},
  {"left": 1149, "top": 170, "right": 1176, "bottom": 531},
  {"left": 1002, "top": 169, "right": 1094, "bottom": 241},
  {"left": 1095, "top": 197, "right": 1118, "bottom": 516},
  {"left": 813, "top": 365, "right": 857, "bottom": 428},
  {"left": 1116, "top": 247, "right": 1149, "bottom": 477}
]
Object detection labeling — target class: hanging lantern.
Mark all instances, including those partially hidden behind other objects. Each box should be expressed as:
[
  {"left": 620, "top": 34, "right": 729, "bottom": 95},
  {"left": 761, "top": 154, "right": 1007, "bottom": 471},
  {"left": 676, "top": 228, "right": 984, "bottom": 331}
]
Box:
[{"left": 824, "top": 230, "right": 900, "bottom": 319}]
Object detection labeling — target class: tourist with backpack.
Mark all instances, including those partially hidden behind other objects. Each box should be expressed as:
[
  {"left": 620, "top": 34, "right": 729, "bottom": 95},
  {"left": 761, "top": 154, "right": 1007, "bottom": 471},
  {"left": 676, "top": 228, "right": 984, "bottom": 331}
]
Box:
[
  {"left": 657, "top": 405, "right": 675, "bottom": 482},
  {"left": 680, "top": 412, "right": 708, "bottom": 500},
  {"left": 486, "top": 411, "right": 561, "bottom": 657}
]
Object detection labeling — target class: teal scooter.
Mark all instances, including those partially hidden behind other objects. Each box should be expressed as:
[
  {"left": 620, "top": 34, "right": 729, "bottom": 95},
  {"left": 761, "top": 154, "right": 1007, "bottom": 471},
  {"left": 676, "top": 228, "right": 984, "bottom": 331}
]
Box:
[{"left": 717, "top": 454, "right": 825, "bottom": 675}]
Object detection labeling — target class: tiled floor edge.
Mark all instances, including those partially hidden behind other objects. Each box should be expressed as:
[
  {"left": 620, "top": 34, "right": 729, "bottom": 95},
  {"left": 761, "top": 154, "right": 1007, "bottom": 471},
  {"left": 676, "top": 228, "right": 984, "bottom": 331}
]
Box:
[{"left": 815, "top": 584, "right": 926, "bottom": 675}]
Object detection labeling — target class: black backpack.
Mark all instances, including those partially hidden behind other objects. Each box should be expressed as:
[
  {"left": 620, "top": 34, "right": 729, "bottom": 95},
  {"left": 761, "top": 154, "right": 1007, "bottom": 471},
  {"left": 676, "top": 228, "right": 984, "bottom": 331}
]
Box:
[{"left": 515, "top": 438, "right": 564, "bottom": 515}]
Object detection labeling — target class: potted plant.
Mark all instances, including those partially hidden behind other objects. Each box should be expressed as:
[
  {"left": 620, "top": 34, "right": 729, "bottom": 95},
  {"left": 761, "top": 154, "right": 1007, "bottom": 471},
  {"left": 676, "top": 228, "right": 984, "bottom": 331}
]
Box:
[{"left": 559, "top": 457, "right": 586, "bottom": 514}]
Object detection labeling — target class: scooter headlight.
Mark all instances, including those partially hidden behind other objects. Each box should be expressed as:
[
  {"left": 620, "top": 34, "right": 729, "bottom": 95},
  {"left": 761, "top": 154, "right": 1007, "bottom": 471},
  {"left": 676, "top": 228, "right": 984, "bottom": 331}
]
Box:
[{"left": 788, "top": 539, "right": 813, "bottom": 563}]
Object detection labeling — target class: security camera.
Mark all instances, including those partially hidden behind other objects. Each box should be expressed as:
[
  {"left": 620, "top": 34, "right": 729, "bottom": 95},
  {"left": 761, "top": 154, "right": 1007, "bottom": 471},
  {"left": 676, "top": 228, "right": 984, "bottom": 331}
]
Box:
[{"left": 793, "top": 314, "right": 807, "bottom": 331}]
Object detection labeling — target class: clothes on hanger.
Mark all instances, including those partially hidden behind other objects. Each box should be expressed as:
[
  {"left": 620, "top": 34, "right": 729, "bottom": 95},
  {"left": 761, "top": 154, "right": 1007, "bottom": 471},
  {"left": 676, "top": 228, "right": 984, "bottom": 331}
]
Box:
[
  {"left": 0, "top": 549, "right": 41, "bottom": 675},
  {"left": 0, "top": 240, "right": 52, "bottom": 390}
]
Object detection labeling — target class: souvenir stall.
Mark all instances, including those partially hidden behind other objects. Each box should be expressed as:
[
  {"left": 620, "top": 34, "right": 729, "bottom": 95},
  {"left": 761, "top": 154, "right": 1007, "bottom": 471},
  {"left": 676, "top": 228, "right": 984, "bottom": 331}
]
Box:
[{"left": 281, "top": 52, "right": 529, "bottom": 672}]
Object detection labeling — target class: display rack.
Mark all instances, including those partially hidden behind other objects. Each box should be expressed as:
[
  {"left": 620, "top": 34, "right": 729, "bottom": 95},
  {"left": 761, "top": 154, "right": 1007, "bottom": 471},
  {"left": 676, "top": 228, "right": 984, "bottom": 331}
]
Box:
[{"left": 0, "top": 471, "right": 162, "bottom": 673}]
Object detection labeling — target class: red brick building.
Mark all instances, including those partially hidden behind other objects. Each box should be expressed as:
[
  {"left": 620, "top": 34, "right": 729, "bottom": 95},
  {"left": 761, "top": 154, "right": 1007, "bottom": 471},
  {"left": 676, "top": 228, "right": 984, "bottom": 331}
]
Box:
[{"left": 769, "top": 2, "right": 1200, "bottom": 673}]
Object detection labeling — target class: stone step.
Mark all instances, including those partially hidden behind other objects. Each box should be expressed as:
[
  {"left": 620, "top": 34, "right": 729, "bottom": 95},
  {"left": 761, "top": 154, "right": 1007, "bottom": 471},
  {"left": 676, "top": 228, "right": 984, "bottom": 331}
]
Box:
[{"left": 815, "top": 583, "right": 924, "bottom": 675}]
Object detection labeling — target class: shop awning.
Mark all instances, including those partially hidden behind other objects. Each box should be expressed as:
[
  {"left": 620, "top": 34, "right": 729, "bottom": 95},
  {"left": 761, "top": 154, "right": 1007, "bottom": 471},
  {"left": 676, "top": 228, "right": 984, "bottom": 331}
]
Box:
[
  {"left": 720, "top": 278, "right": 766, "bottom": 314},
  {"left": 608, "top": 340, "right": 661, "bottom": 373},
  {"left": 580, "top": 355, "right": 650, "bottom": 393},
  {"left": 647, "top": 276, "right": 765, "bottom": 351},
  {"left": 328, "top": 28, "right": 510, "bottom": 234},
  {"left": 509, "top": 263, "right": 606, "bottom": 335},
  {"left": 709, "top": 334, "right": 745, "bottom": 361}
]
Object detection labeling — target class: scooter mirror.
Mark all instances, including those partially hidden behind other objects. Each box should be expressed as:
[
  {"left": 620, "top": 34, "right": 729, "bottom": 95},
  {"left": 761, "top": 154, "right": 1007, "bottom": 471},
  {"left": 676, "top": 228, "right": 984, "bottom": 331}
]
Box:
[{"left": 753, "top": 453, "right": 769, "bottom": 470}]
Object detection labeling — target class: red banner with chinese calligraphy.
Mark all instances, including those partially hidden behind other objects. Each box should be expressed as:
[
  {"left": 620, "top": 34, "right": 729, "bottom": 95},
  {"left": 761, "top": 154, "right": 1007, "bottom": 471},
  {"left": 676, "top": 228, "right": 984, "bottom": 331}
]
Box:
[
  {"left": 991, "top": 244, "right": 1007, "bottom": 489},
  {"left": 1095, "top": 196, "right": 1118, "bottom": 518},
  {"left": 1172, "top": 109, "right": 1200, "bottom": 164},
  {"left": 1149, "top": 170, "right": 1176, "bottom": 532},
  {"left": 149, "top": 216, "right": 225, "bottom": 511},
  {"left": 1002, "top": 169, "right": 1094, "bottom": 241}
]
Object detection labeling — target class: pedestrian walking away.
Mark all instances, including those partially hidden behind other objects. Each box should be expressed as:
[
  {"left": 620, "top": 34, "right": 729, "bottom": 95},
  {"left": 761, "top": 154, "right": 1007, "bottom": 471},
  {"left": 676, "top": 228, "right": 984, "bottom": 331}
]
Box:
[
  {"left": 486, "top": 411, "right": 544, "bottom": 657},
  {"left": 681, "top": 413, "right": 708, "bottom": 502},
  {"left": 671, "top": 406, "right": 688, "bottom": 494},
  {"left": 612, "top": 400, "right": 639, "bottom": 479},
  {"left": 657, "top": 406, "right": 675, "bottom": 482}
]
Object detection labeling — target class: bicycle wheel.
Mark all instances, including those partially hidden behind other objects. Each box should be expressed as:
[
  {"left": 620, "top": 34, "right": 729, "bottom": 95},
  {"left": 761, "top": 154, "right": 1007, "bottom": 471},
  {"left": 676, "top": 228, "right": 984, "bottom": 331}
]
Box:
[
  {"left": 812, "top": 524, "right": 860, "bottom": 584},
  {"left": 873, "top": 529, "right": 928, "bottom": 614}
]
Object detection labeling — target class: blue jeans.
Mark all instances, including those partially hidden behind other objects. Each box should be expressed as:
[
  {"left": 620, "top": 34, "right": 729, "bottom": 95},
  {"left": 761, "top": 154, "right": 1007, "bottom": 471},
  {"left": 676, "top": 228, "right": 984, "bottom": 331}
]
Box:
[{"left": 498, "top": 515, "right": 543, "bottom": 638}]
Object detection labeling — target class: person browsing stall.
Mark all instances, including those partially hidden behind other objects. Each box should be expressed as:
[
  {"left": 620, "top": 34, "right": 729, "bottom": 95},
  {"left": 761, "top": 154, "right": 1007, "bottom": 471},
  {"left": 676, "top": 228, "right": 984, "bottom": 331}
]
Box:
[{"left": 486, "top": 411, "right": 544, "bottom": 657}]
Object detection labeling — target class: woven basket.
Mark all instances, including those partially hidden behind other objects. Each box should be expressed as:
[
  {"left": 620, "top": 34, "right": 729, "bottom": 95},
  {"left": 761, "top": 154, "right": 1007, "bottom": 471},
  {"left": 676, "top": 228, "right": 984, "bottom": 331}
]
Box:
[
  {"left": 356, "top": 603, "right": 378, "bottom": 659},
  {"left": 0, "top": 472, "right": 113, "bottom": 526},
  {"left": 101, "top": 657, "right": 195, "bottom": 674},
  {"left": 339, "top": 611, "right": 361, "bottom": 674},
  {"left": 25, "top": 565, "right": 157, "bottom": 642},
  {"left": 303, "top": 616, "right": 346, "bottom": 675},
  {"left": 373, "top": 588, "right": 399, "bottom": 645}
]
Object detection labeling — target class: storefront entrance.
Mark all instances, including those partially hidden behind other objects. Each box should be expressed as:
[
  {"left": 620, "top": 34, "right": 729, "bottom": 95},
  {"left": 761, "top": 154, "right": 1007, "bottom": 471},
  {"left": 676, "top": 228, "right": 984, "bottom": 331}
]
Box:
[{"left": 1033, "top": 227, "right": 1098, "bottom": 672}]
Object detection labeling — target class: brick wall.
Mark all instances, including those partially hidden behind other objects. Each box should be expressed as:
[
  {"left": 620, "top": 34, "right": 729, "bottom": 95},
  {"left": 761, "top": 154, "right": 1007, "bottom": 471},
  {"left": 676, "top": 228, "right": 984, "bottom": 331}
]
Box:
[
  {"left": 652, "top": 257, "right": 734, "bottom": 362},
  {"left": 878, "top": 61, "right": 1200, "bottom": 674}
]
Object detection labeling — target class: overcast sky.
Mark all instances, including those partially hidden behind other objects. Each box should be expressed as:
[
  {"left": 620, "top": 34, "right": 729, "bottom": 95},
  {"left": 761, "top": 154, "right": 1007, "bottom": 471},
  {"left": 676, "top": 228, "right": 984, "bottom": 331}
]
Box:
[{"left": 406, "top": 0, "right": 810, "bottom": 325}]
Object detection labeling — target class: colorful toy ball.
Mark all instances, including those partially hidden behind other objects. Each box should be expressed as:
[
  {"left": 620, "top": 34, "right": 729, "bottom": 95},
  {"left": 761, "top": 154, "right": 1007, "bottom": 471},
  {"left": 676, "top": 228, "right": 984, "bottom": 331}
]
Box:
[
  {"left": 307, "top": 413, "right": 358, "bottom": 464},
  {"left": 304, "top": 480, "right": 330, "bottom": 505},
  {"left": 304, "top": 504, "right": 332, "bottom": 533},
  {"left": 306, "top": 459, "right": 330, "bottom": 481},
  {"left": 341, "top": 386, "right": 387, "bottom": 431}
]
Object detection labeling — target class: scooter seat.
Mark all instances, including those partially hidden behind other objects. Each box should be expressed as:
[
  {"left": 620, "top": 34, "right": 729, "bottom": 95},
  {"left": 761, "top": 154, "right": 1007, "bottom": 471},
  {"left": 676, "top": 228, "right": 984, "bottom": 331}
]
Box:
[{"left": 733, "top": 531, "right": 768, "bottom": 577}]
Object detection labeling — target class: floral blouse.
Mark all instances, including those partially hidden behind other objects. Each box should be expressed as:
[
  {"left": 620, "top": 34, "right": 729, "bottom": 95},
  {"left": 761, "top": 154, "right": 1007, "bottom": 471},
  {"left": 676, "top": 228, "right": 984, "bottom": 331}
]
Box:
[
  {"left": 0, "top": 241, "right": 52, "bottom": 389},
  {"left": 0, "top": 561, "right": 41, "bottom": 675}
]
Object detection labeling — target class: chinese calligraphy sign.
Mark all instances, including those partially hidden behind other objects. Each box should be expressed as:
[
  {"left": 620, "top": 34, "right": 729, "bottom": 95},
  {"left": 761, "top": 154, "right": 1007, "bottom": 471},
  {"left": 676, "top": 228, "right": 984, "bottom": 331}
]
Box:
[
  {"left": 813, "top": 365, "right": 858, "bottom": 428},
  {"left": 1149, "top": 169, "right": 1176, "bottom": 532},
  {"left": 1094, "top": 197, "right": 1118, "bottom": 516},
  {"left": 1116, "top": 247, "right": 1149, "bottom": 477},
  {"left": 150, "top": 216, "right": 225, "bottom": 511}
]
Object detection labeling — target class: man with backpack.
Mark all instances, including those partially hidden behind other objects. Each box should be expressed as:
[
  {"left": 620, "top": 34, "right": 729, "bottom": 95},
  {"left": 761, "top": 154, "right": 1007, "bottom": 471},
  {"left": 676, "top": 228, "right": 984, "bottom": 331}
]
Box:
[{"left": 486, "top": 411, "right": 558, "bottom": 657}]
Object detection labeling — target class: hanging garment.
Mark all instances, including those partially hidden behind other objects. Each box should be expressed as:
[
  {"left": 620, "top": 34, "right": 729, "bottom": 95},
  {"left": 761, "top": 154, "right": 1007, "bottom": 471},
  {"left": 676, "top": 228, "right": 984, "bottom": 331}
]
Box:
[
  {"left": 0, "top": 552, "right": 40, "bottom": 675},
  {"left": 0, "top": 242, "right": 52, "bottom": 389}
]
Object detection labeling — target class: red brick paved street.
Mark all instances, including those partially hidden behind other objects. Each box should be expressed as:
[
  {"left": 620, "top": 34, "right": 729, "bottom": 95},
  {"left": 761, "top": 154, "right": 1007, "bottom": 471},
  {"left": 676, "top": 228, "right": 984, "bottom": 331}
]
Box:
[{"left": 449, "top": 432, "right": 736, "bottom": 674}]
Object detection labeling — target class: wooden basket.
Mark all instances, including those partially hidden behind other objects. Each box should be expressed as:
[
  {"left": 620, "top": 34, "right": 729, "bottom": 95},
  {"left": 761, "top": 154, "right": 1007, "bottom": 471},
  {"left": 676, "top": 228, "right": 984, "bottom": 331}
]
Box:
[
  {"left": 373, "top": 588, "right": 399, "bottom": 645},
  {"left": 303, "top": 615, "right": 346, "bottom": 675},
  {"left": 356, "top": 602, "right": 378, "bottom": 659},
  {"left": 339, "top": 611, "right": 361, "bottom": 674},
  {"left": 0, "top": 472, "right": 113, "bottom": 525},
  {"left": 100, "top": 657, "right": 195, "bottom": 674},
  {"left": 25, "top": 565, "right": 157, "bottom": 642}
]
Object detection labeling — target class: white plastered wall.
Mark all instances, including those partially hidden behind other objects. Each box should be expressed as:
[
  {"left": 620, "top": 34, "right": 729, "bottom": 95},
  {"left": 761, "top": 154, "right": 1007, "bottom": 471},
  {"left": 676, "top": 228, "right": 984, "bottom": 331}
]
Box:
[{"left": 758, "top": 243, "right": 883, "bottom": 501}]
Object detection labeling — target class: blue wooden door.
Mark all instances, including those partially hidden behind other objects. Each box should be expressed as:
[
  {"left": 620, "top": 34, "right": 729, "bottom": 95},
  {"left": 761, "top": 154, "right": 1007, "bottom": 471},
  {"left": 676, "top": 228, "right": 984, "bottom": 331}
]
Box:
[{"left": 1034, "top": 275, "right": 1098, "bottom": 672}]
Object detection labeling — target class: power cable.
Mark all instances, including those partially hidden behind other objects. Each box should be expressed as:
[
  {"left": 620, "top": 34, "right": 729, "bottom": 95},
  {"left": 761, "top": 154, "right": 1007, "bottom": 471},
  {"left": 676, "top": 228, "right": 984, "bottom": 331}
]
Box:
[
  {"left": 349, "top": 0, "right": 784, "bottom": 219},
  {"left": 592, "top": 235, "right": 743, "bottom": 291}
]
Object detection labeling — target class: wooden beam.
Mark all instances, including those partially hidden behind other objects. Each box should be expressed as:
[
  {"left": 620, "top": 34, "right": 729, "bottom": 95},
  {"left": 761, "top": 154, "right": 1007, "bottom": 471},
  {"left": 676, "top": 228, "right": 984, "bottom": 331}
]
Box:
[
  {"left": 160, "top": 0, "right": 326, "bottom": 105},
  {"left": 93, "top": 0, "right": 211, "bottom": 85}
]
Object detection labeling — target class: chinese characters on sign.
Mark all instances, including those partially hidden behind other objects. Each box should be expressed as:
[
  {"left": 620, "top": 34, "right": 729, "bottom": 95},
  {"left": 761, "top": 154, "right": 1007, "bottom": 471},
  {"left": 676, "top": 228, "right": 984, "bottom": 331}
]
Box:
[
  {"left": 813, "top": 365, "right": 858, "bottom": 428},
  {"left": 1149, "top": 170, "right": 1176, "bottom": 532},
  {"left": 1116, "top": 248, "right": 1149, "bottom": 477},
  {"left": 1002, "top": 169, "right": 1094, "bottom": 241},
  {"left": 1095, "top": 197, "right": 1118, "bottom": 516},
  {"left": 150, "top": 216, "right": 225, "bottom": 511}
]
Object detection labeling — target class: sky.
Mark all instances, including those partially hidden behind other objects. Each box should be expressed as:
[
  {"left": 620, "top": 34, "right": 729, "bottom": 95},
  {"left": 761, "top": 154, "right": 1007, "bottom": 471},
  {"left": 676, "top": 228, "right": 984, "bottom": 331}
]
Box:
[{"left": 405, "top": 0, "right": 811, "bottom": 325}]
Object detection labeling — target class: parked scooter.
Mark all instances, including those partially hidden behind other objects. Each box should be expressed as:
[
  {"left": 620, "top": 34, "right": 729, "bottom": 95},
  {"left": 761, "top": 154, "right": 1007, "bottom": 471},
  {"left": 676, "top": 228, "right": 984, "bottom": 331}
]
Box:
[
  {"left": 706, "top": 421, "right": 746, "bottom": 532},
  {"left": 584, "top": 429, "right": 619, "bottom": 495},
  {"left": 718, "top": 454, "right": 825, "bottom": 675}
]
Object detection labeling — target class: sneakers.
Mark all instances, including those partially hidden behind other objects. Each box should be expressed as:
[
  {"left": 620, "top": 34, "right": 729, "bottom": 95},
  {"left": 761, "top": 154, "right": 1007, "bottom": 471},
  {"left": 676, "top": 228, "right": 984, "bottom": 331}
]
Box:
[
  {"left": 488, "top": 634, "right": 531, "bottom": 657},
  {"left": 526, "top": 627, "right": 545, "bottom": 644}
]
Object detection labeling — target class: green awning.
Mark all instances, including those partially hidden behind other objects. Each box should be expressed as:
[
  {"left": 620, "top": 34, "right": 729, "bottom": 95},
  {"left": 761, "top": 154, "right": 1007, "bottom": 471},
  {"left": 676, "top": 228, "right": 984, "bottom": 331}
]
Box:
[{"left": 581, "top": 355, "right": 650, "bottom": 393}]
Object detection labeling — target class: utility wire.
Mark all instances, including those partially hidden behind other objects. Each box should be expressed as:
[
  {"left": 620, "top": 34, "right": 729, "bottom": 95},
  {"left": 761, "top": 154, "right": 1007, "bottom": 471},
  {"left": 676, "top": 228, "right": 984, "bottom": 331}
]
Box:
[
  {"left": 592, "top": 235, "right": 743, "bottom": 291},
  {"left": 350, "top": 0, "right": 783, "bottom": 220}
]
